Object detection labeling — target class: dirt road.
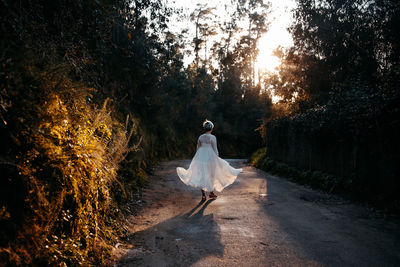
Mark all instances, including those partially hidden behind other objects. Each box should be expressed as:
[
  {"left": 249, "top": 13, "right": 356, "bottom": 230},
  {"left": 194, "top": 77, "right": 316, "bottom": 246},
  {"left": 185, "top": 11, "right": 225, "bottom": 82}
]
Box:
[{"left": 114, "top": 160, "right": 400, "bottom": 266}]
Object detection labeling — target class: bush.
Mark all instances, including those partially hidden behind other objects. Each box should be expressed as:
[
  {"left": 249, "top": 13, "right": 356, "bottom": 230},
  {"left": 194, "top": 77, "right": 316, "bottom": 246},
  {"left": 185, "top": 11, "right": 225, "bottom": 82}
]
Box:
[
  {"left": 251, "top": 148, "right": 351, "bottom": 195},
  {"left": 250, "top": 147, "right": 267, "bottom": 166},
  {"left": 0, "top": 64, "right": 140, "bottom": 265},
  {"left": 265, "top": 74, "right": 400, "bottom": 210}
]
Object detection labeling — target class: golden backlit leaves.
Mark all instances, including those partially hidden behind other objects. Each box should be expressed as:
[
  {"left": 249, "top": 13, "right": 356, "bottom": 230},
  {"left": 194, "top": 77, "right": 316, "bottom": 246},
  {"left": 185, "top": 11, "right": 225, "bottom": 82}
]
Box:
[{"left": 15, "top": 75, "right": 140, "bottom": 265}]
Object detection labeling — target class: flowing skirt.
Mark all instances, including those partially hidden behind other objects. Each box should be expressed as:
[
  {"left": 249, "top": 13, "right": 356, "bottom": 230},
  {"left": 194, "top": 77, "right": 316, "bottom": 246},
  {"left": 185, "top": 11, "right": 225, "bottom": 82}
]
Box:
[{"left": 176, "top": 146, "right": 242, "bottom": 192}]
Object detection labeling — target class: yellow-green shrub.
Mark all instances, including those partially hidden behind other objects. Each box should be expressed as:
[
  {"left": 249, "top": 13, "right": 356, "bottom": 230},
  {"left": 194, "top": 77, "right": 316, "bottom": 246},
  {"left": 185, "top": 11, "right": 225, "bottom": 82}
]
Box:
[
  {"left": 250, "top": 147, "right": 267, "bottom": 166},
  {"left": 1, "top": 68, "right": 139, "bottom": 265}
]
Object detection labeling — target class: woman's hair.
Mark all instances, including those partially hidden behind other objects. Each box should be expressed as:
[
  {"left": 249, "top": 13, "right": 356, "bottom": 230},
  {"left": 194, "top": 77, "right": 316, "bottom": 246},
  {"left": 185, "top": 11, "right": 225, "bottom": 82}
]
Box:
[{"left": 203, "top": 119, "right": 214, "bottom": 131}]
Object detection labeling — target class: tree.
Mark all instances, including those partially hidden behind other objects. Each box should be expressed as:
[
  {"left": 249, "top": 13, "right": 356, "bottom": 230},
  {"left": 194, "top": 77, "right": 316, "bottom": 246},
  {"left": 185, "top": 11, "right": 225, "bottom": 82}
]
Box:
[
  {"left": 190, "top": 5, "right": 218, "bottom": 70},
  {"left": 287, "top": 0, "right": 400, "bottom": 104}
]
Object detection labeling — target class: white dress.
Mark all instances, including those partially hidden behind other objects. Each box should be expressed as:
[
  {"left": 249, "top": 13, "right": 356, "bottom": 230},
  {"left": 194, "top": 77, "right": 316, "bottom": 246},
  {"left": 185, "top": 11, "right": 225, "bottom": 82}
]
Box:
[{"left": 176, "top": 133, "right": 242, "bottom": 192}]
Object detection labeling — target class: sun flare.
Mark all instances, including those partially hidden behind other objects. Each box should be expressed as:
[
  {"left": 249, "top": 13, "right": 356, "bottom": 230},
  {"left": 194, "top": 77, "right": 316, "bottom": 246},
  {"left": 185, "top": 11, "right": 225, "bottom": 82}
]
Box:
[
  {"left": 255, "top": 33, "right": 284, "bottom": 73},
  {"left": 255, "top": 16, "right": 294, "bottom": 74},
  {"left": 256, "top": 45, "right": 281, "bottom": 73}
]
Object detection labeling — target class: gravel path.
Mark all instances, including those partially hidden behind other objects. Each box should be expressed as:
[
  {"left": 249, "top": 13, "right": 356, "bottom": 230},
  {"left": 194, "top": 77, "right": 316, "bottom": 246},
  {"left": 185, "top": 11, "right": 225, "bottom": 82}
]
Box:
[{"left": 113, "top": 159, "right": 400, "bottom": 267}]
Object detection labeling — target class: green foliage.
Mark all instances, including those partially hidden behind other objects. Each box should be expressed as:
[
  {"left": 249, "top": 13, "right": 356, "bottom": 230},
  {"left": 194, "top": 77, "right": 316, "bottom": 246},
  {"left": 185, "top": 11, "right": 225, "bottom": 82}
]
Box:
[
  {"left": 0, "top": 0, "right": 144, "bottom": 265},
  {"left": 0, "top": 60, "right": 140, "bottom": 265},
  {"left": 0, "top": 0, "right": 274, "bottom": 264},
  {"left": 264, "top": 72, "right": 400, "bottom": 210},
  {"left": 251, "top": 150, "right": 350, "bottom": 196},
  {"left": 264, "top": 0, "right": 400, "bottom": 108},
  {"left": 250, "top": 147, "right": 266, "bottom": 166},
  {"left": 256, "top": 0, "right": 400, "bottom": 212}
]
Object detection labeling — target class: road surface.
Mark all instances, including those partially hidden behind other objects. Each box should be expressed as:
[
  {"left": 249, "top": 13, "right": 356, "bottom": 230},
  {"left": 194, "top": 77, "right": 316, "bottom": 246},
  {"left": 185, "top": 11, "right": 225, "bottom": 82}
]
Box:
[{"left": 113, "top": 159, "right": 400, "bottom": 266}]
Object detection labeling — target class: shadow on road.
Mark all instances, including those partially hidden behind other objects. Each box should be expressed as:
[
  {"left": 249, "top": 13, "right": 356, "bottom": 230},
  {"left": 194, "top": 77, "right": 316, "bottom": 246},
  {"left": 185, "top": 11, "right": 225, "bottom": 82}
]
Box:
[
  {"left": 256, "top": 171, "right": 400, "bottom": 266},
  {"left": 117, "top": 199, "right": 223, "bottom": 266}
]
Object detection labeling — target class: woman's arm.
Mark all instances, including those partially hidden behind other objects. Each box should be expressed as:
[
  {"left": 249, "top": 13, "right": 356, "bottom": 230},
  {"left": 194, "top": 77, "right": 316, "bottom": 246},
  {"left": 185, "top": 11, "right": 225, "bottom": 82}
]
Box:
[
  {"left": 211, "top": 136, "right": 219, "bottom": 156},
  {"left": 196, "top": 139, "right": 201, "bottom": 151}
]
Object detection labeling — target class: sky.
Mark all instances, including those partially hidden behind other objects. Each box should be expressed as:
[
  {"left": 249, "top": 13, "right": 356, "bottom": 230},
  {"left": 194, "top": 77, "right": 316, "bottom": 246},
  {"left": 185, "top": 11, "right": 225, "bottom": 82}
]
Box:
[
  {"left": 167, "top": 0, "right": 297, "bottom": 72},
  {"left": 256, "top": 0, "right": 296, "bottom": 72}
]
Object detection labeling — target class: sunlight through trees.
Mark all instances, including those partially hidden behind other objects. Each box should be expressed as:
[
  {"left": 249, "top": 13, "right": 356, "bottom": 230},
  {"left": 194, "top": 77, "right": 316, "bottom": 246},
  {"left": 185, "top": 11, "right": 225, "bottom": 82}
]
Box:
[{"left": 0, "top": 0, "right": 399, "bottom": 265}]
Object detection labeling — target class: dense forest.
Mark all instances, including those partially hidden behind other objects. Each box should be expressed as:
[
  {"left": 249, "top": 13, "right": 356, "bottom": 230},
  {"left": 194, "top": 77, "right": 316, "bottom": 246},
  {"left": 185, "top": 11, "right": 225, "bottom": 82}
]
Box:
[{"left": 0, "top": 0, "right": 399, "bottom": 265}]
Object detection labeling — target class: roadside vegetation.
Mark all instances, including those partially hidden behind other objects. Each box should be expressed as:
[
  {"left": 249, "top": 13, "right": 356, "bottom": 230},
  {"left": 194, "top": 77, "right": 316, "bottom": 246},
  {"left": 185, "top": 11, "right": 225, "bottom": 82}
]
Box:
[
  {"left": 0, "top": 0, "right": 272, "bottom": 265},
  {"left": 1, "top": 0, "right": 398, "bottom": 264}
]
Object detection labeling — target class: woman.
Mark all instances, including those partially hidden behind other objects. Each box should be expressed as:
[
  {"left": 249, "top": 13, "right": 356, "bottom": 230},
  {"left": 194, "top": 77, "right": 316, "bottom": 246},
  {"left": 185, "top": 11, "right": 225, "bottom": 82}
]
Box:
[{"left": 176, "top": 119, "right": 242, "bottom": 200}]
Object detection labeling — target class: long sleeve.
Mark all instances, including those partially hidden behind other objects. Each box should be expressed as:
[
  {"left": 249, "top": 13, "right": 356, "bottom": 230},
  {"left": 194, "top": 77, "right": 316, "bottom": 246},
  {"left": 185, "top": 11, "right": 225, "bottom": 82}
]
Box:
[
  {"left": 211, "top": 136, "right": 219, "bottom": 156},
  {"left": 196, "top": 137, "right": 201, "bottom": 151}
]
